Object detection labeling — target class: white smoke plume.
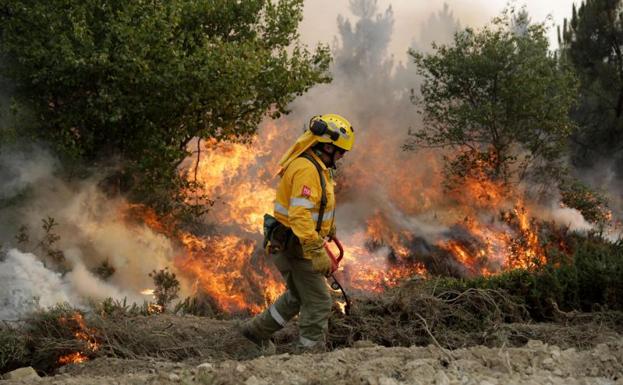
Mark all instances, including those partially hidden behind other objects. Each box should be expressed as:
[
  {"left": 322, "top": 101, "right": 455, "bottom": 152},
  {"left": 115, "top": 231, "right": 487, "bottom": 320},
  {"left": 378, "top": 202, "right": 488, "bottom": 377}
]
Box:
[
  {"left": 0, "top": 249, "right": 75, "bottom": 320},
  {"left": 0, "top": 146, "right": 183, "bottom": 320}
]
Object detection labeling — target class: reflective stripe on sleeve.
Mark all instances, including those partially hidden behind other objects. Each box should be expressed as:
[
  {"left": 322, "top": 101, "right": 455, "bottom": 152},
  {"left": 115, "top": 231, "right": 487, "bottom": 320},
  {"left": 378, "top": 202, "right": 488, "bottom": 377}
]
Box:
[
  {"left": 269, "top": 304, "right": 287, "bottom": 327},
  {"left": 289, "top": 197, "right": 315, "bottom": 209},
  {"left": 274, "top": 202, "right": 289, "bottom": 216},
  {"left": 311, "top": 210, "right": 334, "bottom": 222}
]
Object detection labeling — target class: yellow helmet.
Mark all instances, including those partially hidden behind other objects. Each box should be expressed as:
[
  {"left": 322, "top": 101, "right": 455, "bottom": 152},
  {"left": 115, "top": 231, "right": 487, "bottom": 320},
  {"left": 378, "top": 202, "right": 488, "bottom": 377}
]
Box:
[{"left": 309, "top": 114, "right": 354, "bottom": 151}]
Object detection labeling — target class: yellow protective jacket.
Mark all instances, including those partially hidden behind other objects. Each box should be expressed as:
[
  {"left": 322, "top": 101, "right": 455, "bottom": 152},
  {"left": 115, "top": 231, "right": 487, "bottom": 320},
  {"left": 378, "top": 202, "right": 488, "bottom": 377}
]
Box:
[{"left": 273, "top": 150, "right": 335, "bottom": 253}]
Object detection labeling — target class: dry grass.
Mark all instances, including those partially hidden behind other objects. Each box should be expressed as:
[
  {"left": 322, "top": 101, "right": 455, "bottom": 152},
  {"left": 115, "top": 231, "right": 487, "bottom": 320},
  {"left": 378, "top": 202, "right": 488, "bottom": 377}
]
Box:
[
  {"left": 2, "top": 281, "right": 623, "bottom": 375},
  {"left": 327, "top": 279, "right": 529, "bottom": 350}
]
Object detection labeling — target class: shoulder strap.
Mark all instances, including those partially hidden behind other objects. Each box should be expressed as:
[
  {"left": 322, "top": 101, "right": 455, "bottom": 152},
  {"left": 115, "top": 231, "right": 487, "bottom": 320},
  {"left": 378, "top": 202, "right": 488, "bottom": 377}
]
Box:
[{"left": 300, "top": 153, "right": 326, "bottom": 233}]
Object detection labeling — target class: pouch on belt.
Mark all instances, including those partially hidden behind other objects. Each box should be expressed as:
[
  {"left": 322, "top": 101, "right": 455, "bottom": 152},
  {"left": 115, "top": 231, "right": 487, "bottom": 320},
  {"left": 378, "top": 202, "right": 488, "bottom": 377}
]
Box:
[
  {"left": 262, "top": 213, "right": 305, "bottom": 257},
  {"left": 263, "top": 213, "right": 291, "bottom": 254}
]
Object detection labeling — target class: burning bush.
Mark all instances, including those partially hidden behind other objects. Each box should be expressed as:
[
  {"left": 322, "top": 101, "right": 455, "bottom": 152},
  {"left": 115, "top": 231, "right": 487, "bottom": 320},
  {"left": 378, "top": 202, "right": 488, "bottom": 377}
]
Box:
[
  {"left": 432, "top": 233, "right": 623, "bottom": 319},
  {"left": 2, "top": 305, "right": 102, "bottom": 374},
  {"left": 325, "top": 232, "right": 623, "bottom": 350}
]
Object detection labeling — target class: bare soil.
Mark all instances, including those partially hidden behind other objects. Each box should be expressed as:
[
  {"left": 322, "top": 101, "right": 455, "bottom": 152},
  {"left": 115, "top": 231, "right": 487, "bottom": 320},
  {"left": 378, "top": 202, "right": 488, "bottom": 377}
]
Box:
[
  {"left": 2, "top": 317, "right": 622, "bottom": 385},
  {"left": 3, "top": 337, "right": 622, "bottom": 385}
]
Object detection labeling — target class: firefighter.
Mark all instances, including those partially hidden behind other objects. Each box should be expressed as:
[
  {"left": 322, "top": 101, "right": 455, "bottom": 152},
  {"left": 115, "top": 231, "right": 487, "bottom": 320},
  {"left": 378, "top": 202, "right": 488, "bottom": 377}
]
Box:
[{"left": 241, "top": 113, "right": 355, "bottom": 353}]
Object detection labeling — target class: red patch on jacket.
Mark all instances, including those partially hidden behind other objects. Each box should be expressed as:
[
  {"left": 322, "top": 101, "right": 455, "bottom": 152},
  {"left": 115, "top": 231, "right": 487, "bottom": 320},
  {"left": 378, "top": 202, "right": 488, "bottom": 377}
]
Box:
[{"left": 301, "top": 185, "right": 312, "bottom": 198}]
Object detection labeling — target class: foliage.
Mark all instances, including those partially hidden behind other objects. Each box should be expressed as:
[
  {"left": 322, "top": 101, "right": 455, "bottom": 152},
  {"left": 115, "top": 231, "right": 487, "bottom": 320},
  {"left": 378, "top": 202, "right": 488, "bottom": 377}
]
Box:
[
  {"left": 0, "top": 0, "right": 331, "bottom": 215},
  {"left": 149, "top": 268, "right": 180, "bottom": 310},
  {"left": 14, "top": 217, "right": 65, "bottom": 269},
  {"left": 0, "top": 324, "right": 27, "bottom": 374},
  {"left": 559, "top": 0, "right": 623, "bottom": 166},
  {"left": 438, "top": 233, "right": 623, "bottom": 320},
  {"left": 407, "top": 10, "right": 578, "bottom": 190},
  {"left": 559, "top": 179, "right": 611, "bottom": 225},
  {"left": 14, "top": 225, "right": 28, "bottom": 245},
  {"left": 12, "top": 304, "right": 93, "bottom": 373},
  {"left": 175, "top": 293, "right": 222, "bottom": 317},
  {"left": 92, "top": 260, "right": 115, "bottom": 281},
  {"left": 92, "top": 297, "right": 152, "bottom": 318},
  {"left": 335, "top": 0, "right": 394, "bottom": 84}
]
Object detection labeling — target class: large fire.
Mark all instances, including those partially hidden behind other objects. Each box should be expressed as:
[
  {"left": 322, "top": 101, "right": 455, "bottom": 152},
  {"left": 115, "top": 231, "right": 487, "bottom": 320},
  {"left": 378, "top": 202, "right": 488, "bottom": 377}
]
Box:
[{"left": 123, "top": 120, "right": 568, "bottom": 314}]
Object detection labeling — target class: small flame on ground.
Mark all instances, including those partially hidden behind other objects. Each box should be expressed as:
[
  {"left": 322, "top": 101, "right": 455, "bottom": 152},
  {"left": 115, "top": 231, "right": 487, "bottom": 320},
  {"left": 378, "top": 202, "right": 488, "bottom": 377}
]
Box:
[
  {"left": 58, "top": 352, "right": 89, "bottom": 365},
  {"left": 141, "top": 289, "right": 155, "bottom": 296},
  {"left": 147, "top": 303, "right": 164, "bottom": 314},
  {"left": 57, "top": 312, "right": 100, "bottom": 365},
  {"left": 336, "top": 301, "right": 347, "bottom": 314}
]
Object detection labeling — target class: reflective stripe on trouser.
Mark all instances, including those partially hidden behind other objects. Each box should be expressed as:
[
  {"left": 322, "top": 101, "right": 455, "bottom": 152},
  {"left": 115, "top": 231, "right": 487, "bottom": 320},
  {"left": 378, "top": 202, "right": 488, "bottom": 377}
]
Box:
[{"left": 248, "top": 246, "right": 332, "bottom": 343}]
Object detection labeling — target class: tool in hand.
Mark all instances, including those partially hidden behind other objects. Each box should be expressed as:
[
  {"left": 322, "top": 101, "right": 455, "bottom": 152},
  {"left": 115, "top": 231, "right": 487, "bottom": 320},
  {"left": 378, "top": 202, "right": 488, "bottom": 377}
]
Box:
[{"left": 324, "top": 236, "right": 351, "bottom": 315}]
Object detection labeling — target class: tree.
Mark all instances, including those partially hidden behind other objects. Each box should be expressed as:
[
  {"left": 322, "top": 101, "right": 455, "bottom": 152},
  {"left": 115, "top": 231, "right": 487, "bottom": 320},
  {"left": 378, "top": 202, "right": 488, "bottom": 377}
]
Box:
[
  {"left": 406, "top": 11, "right": 578, "bottom": 193},
  {"left": 0, "top": 0, "right": 330, "bottom": 214},
  {"left": 334, "top": 0, "right": 394, "bottom": 93},
  {"left": 410, "top": 3, "right": 461, "bottom": 54},
  {"left": 149, "top": 268, "right": 180, "bottom": 311},
  {"left": 558, "top": 0, "right": 623, "bottom": 167}
]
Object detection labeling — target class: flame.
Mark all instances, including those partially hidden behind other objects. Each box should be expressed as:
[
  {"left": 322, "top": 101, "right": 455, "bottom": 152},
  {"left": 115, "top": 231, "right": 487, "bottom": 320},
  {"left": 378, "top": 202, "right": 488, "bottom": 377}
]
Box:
[
  {"left": 336, "top": 301, "right": 347, "bottom": 314},
  {"left": 117, "top": 119, "right": 571, "bottom": 315},
  {"left": 58, "top": 352, "right": 88, "bottom": 365},
  {"left": 57, "top": 312, "right": 100, "bottom": 365},
  {"left": 337, "top": 228, "right": 427, "bottom": 292},
  {"left": 147, "top": 303, "right": 164, "bottom": 314},
  {"left": 175, "top": 232, "right": 283, "bottom": 314}
]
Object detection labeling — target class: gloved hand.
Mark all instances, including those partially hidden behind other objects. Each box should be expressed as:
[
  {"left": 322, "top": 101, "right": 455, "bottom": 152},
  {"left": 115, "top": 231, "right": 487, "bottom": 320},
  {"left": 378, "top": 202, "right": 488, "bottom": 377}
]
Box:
[
  {"left": 302, "top": 238, "right": 332, "bottom": 276},
  {"left": 328, "top": 224, "right": 337, "bottom": 240}
]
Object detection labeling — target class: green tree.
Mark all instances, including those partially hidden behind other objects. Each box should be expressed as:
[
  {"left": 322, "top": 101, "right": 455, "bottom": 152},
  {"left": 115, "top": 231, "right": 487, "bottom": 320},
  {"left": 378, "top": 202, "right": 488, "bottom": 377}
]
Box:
[
  {"left": 558, "top": 0, "right": 623, "bottom": 167},
  {"left": 0, "top": 0, "right": 330, "bottom": 214},
  {"left": 407, "top": 11, "right": 577, "bottom": 192},
  {"left": 149, "top": 267, "right": 180, "bottom": 311}
]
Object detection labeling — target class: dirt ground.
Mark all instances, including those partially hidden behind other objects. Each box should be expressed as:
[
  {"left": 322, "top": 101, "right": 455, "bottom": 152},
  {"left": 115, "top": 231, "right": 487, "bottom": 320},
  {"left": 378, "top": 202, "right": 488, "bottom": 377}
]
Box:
[{"left": 3, "top": 336, "right": 622, "bottom": 385}]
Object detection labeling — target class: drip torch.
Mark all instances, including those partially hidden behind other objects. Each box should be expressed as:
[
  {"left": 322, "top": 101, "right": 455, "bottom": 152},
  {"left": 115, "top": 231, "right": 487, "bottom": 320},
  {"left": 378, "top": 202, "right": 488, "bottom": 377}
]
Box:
[{"left": 324, "top": 237, "right": 351, "bottom": 315}]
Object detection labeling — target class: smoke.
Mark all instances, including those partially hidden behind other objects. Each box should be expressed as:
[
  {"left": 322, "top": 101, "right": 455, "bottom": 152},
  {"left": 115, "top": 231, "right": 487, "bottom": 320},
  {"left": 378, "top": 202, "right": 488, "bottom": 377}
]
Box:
[
  {"left": 276, "top": 1, "right": 461, "bottom": 239},
  {"left": 0, "top": 1, "right": 605, "bottom": 316},
  {"left": 0, "top": 248, "right": 143, "bottom": 320},
  {"left": 0, "top": 146, "right": 57, "bottom": 200},
  {"left": 0, "top": 248, "right": 75, "bottom": 320},
  {"left": 245, "top": 0, "right": 600, "bottom": 279},
  {"left": 0, "top": 146, "right": 183, "bottom": 320},
  {"left": 573, "top": 159, "right": 623, "bottom": 238}
]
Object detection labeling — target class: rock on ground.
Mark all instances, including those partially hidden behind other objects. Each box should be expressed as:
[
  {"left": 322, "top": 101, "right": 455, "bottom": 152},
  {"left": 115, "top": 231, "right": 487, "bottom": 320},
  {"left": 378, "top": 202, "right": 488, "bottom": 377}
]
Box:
[
  {"left": 2, "top": 367, "right": 40, "bottom": 382},
  {"left": 2, "top": 340, "right": 622, "bottom": 385}
]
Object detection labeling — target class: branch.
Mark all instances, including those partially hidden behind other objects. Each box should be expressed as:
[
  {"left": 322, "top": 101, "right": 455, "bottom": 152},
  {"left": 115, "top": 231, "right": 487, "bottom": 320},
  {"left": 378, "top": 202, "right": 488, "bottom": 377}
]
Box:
[{"left": 194, "top": 138, "right": 201, "bottom": 184}]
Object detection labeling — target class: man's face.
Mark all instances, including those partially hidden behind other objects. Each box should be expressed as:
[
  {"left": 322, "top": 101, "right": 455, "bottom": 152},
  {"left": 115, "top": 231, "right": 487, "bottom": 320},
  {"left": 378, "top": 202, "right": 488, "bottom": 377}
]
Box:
[
  {"left": 333, "top": 147, "right": 346, "bottom": 161},
  {"left": 323, "top": 143, "right": 346, "bottom": 168}
]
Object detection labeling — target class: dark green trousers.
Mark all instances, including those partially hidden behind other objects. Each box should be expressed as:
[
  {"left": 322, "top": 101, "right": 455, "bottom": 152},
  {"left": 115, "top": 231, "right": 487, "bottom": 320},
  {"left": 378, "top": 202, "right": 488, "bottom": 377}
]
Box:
[{"left": 249, "top": 244, "right": 332, "bottom": 346}]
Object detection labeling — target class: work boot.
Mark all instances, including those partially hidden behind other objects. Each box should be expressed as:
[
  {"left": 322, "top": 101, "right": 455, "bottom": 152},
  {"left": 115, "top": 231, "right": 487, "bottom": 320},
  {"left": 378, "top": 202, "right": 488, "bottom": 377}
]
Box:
[
  {"left": 292, "top": 337, "right": 326, "bottom": 354},
  {"left": 239, "top": 321, "right": 276, "bottom": 356}
]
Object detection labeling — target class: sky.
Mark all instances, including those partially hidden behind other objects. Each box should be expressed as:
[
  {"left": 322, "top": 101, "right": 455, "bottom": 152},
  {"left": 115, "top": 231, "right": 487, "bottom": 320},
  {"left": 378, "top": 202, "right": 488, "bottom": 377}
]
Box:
[{"left": 300, "top": 0, "right": 577, "bottom": 62}]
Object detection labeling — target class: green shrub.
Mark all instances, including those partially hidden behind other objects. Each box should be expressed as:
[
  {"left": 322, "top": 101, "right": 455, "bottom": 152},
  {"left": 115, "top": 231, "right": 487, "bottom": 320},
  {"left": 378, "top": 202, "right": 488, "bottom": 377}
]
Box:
[
  {"left": 149, "top": 268, "right": 180, "bottom": 311},
  {"left": 0, "top": 325, "right": 27, "bottom": 374},
  {"left": 430, "top": 234, "right": 623, "bottom": 320}
]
